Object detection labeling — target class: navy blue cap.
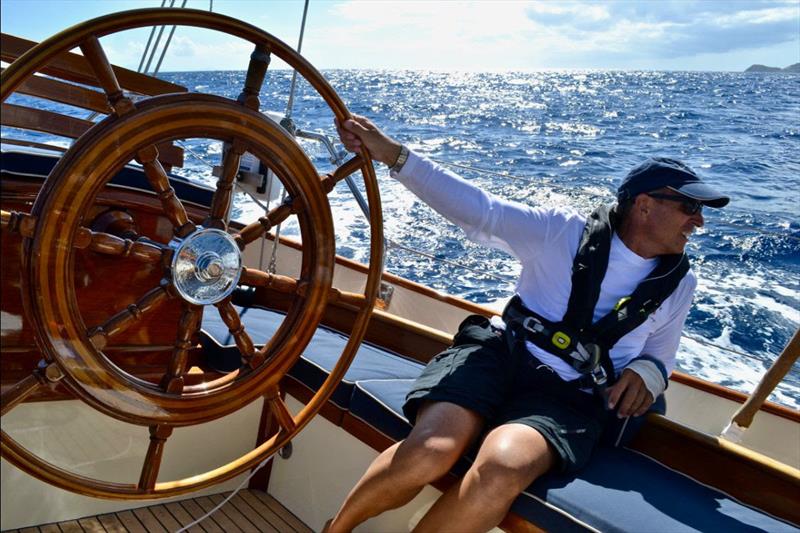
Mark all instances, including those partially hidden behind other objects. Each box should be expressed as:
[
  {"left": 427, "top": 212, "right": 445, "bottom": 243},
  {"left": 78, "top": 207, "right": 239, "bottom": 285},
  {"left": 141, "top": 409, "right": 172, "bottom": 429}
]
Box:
[{"left": 617, "top": 157, "right": 729, "bottom": 208}]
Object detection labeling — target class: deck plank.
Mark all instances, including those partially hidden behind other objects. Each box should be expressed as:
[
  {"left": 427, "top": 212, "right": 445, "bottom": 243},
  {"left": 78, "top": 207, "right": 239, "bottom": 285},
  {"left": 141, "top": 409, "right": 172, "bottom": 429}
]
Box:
[
  {"left": 77, "top": 517, "right": 105, "bottom": 533},
  {"left": 147, "top": 505, "right": 181, "bottom": 532},
  {"left": 96, "top": 513, "right": 128, "bottom": 533},
  {"left": 114, "top": 511, "right": 147, "bottom": 533},
  {"left": 8, "top": 491, "right": 310, "bottom": 533},
  {"left": 248, "top": 491, "right": 313, "bottom": 533},
  {"left": 207, "top": 494, "right": 259, "bottom": 533},
  {"left": 178, "top": 499, "right": 225, "bottom": 533},
  {"left": 195, "top": 496, "right": 243, "bottom": 533},
  {"left": 178, "top": 500, "right": 224, "bottom": 533},
  {"left": 57, "top": 521, "right": 82, "bottom": 533},
  {"left": 163, "top": 502, "right": 203, "bottom": 533},
  {"left": 239, "top": 490, "right": 297, "bottom": 532},
  {"left": 131, "top": 509, "right": 167, "bottom": 533},
  {"left": 224, "top": 492, "right": 279, "bottom": 533}
]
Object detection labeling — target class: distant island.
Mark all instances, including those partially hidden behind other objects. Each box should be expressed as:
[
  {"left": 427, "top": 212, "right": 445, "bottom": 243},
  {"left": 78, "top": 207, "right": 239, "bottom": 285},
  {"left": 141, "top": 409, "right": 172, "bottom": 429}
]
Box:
[{"left": 744, "top": 63, "right": 800, "bottom": 73}]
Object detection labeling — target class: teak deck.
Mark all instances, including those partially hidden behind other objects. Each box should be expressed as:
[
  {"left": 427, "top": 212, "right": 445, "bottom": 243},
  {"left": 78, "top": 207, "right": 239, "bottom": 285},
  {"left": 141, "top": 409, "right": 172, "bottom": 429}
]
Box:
[{"left": 2, "top": 490, "right": 312, "bottom": 533}]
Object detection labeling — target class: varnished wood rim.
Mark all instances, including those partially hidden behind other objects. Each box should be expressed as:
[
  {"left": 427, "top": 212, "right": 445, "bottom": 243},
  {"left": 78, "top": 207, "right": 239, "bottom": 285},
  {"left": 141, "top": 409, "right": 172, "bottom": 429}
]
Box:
[{"left": 24, "top": 94, "right": 333, "bottom": 424}]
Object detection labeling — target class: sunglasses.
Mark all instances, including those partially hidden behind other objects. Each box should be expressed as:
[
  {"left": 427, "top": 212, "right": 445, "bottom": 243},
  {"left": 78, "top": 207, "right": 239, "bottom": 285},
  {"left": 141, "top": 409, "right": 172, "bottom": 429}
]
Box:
[{"left": 647, "top": 193, "right": 703, "bottom": 215}]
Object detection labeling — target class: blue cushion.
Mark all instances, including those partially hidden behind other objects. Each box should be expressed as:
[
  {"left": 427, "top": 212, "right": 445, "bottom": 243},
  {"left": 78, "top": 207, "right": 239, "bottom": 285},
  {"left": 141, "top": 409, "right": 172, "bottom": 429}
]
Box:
[
  {"left": 349, "top": 378, "right": 798, "bottom": 533},
  {"left": 0, "top": 147, "right": 214, "bottom": 206},
  {"left": 349, "top": 379, "right": 417, "bottom": 442},
  {"left": 200, "top": 306, "right": 424, "bottom": 409}
]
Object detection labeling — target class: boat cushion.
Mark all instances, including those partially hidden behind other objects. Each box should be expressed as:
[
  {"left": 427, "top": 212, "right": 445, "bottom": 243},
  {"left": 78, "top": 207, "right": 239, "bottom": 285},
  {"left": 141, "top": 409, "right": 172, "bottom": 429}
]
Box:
[
  {"left": 0, "top": 147, "right": 214, "bottom": 206},
  {"left": 200, "top": 305, "right": 424, "bottom": 409},
  {"left": 349, "top": 379, "right": 798, "bottom": 533}
]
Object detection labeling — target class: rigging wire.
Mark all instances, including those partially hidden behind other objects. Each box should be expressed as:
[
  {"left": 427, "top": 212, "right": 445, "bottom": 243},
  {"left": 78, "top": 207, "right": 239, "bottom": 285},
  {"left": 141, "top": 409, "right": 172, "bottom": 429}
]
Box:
[
  {"left": 137, "top": 0, "right": 168, "bottom": 72},
  {"left": 152, "top": 0, "right": 188, "bottom": 76},
  {"left": 143, "top": 0, "right": 176, "bottom": 75},
  {"left": 269, "top": 0, "right": 310, "bottom": 274},
  {"left": 284, "top": 0, "right": 310, "bottom": 120}
]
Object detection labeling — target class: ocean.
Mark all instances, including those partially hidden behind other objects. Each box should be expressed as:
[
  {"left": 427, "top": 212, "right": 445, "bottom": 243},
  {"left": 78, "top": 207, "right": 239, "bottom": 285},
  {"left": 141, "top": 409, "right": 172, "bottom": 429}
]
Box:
[{"left": 6, "top": 69, "right": 800, "bottom": 409}]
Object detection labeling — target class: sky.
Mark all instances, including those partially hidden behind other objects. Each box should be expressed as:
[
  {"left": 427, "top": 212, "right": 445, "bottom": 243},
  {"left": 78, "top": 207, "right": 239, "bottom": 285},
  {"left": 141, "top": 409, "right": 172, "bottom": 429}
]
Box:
[{"left": 1, "top": 0, "right": 798, "bottom": 72}]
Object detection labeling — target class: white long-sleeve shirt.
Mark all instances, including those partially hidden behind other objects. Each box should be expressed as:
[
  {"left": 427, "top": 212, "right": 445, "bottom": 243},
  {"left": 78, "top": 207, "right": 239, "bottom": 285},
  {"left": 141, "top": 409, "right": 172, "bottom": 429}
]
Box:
[{"left": 392, "top": 151, "right": 695, "bottom": 397}]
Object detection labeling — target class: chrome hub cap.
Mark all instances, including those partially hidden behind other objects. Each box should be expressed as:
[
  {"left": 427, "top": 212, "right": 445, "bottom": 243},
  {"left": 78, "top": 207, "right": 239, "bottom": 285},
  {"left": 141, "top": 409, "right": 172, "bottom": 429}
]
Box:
[{"left": 171, "top": 228, "right": 242, "bottom": 305}]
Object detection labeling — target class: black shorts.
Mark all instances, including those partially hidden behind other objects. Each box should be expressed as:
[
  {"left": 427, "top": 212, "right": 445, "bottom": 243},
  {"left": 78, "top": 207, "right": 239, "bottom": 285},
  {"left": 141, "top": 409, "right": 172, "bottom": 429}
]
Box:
[{"left": 403, "top": 315, "right": 608, "bottom": 473}]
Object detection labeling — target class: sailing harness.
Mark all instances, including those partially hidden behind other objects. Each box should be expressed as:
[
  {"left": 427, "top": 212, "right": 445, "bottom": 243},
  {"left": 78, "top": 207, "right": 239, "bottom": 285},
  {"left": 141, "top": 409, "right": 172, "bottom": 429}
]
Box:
[{"left": 502, "top": 204, "right": 690, "bottom": 398}]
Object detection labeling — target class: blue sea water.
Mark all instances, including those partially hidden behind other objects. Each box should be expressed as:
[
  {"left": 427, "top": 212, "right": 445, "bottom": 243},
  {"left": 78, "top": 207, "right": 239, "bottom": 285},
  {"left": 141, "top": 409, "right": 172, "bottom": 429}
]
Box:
[{"left": 5, "top": 69, "right": 799, "bottom": 409}]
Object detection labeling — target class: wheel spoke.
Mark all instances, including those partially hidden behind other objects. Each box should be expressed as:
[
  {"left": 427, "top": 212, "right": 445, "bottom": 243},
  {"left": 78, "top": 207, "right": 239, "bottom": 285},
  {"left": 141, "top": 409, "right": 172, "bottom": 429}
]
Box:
[
  {"left": 74, "top": 227, "right": 165, "bottom": 262},
  {"left": 215, "top": 299, "right": 264, "bottom": 369},
  {"left": 135, "top": 146, "right": 194, "bottom": 237},
  {"left": 239, "top": 267, "right": 298, "bottom": 294},
  {"left": 0, "top": 210, "right": 36, "bottom": 237},
  {"left": 203, "top": 141, "right": 246, "bottom": 230},
  {"left": 237, "top": 43, "right": 271, "bottom": 111},
  {"left": 240, "top": 268, "right": 367, "bottom": 309},
  {"left": 320, "top": 155, "right": 364, "bottom": 193},
  {"left": 138, "top": 424, "right": 173, "bottom": 491},
  {"left": 1, "top": 362, "right": 64, "bottom": 417},
  {"left": 88, "top": 286, "right": 170, "bottom": 351},
  {"left": 265, "top": 387, "right": 296, "bottom": 434},
  {"left": 233, "top": 199, "right": 297, "bottom": 249},
  {"left": 1, "top": 374, "right": 42, "bottom": 417},
  {"left": 78, "top": 36, "right": 135, "bottom": 115},
  {"left": 160, "top": 305, "right": 203, "bottom": 394},
  {"left": 327, "top": 287, "right": 368, "bottom": 309}
]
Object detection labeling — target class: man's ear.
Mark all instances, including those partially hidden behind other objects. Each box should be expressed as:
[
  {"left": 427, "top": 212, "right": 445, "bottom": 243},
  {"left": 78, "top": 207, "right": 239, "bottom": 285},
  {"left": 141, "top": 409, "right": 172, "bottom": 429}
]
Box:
[{"left": 633, "top": 194, "right": 651, "bottom": 217}]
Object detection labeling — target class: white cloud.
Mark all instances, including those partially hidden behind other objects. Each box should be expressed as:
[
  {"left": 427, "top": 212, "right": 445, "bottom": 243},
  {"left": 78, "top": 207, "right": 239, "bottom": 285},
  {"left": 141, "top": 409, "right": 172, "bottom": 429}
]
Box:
[{"left": 303, "top": 0, "right": 798, "bottom": 70}]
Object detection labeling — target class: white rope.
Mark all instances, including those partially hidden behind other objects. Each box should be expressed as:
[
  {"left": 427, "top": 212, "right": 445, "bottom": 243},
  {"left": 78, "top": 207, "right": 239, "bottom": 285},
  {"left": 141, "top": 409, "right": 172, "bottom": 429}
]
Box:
[{"left": 174, "top": 453, "right": 275, "bottom": 533}]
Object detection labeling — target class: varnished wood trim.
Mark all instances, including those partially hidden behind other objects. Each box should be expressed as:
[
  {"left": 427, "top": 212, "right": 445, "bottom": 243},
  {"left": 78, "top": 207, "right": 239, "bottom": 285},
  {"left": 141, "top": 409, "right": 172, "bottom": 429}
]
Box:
[
  {"left": 2, "top": 102, "right": 93, "bottom": 138},
  {"left": 1, "top": 33, "right": 186, "bottom": 96},
  {"left": 10, "top": 70, "right": 112, "bottom": 113},
  {"left": 499, "top": 513, "right": 548, "bottom": 533},
  {"left": 1, "top": 104, "right": 184, "bottom": 168}
]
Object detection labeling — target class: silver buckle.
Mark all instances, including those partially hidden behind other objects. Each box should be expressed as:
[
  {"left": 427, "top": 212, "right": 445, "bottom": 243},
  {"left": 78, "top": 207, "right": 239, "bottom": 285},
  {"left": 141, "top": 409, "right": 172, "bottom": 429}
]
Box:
[
  {"left": 521, "top": 316, "right": 545, "bottom": 334},
  {"left": 572, "top": 342, "right": 602, "bottom": 374}
]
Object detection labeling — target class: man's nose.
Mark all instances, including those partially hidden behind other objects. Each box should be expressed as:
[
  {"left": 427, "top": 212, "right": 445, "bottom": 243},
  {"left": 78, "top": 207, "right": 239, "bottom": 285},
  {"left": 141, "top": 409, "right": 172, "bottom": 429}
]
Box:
[{"left": 692, "top": 210, "right": 705, "bottom": 228}]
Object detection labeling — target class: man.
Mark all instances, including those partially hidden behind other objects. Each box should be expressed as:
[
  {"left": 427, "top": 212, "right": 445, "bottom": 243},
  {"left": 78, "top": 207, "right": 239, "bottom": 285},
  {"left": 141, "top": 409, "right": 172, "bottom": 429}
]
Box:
[{"left": 326, "top": 115, "right": 729, "bottom": 533}]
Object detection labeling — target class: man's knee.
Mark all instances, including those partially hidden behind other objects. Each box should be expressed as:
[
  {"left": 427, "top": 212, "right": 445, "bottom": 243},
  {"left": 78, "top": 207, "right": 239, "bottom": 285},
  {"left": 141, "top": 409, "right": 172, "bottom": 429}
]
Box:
[
  {"left": 394, "top": 402, "right": 483, "bottom": 481},
  {"left": 470, "top": 424, "right": 556, "bottom": 499}
]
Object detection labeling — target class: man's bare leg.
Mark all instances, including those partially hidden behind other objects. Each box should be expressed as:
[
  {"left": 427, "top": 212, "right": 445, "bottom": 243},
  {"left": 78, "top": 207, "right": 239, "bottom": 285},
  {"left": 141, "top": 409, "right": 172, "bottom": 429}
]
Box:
[
  {"left": 325, "top": 402, "right": 484, "bottom": 533},
  {"left": 413, "top": 423, "right": 555, "bottom": 533}
]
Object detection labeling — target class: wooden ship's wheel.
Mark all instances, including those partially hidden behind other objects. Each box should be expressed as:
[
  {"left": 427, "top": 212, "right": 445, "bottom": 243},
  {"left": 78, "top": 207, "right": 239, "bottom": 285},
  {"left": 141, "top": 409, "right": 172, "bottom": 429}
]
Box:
[{"left": 0, "top": 8, "right": 382, "bottom": 499}]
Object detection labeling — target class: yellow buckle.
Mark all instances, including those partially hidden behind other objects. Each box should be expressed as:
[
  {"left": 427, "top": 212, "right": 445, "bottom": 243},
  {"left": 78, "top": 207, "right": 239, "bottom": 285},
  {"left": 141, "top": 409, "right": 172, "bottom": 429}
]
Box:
[
  {"left": 552, "top": 331, "right": 571, "bottom": 350},
  {"left": 614, "top": 296, "right": 632, "bottom": 311}
]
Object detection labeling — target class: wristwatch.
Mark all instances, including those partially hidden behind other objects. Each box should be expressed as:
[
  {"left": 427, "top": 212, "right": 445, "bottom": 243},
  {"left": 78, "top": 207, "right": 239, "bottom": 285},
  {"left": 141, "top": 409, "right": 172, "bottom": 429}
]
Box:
[{"left": 389, "top": 145, "right": 409, "bottom": 174}]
